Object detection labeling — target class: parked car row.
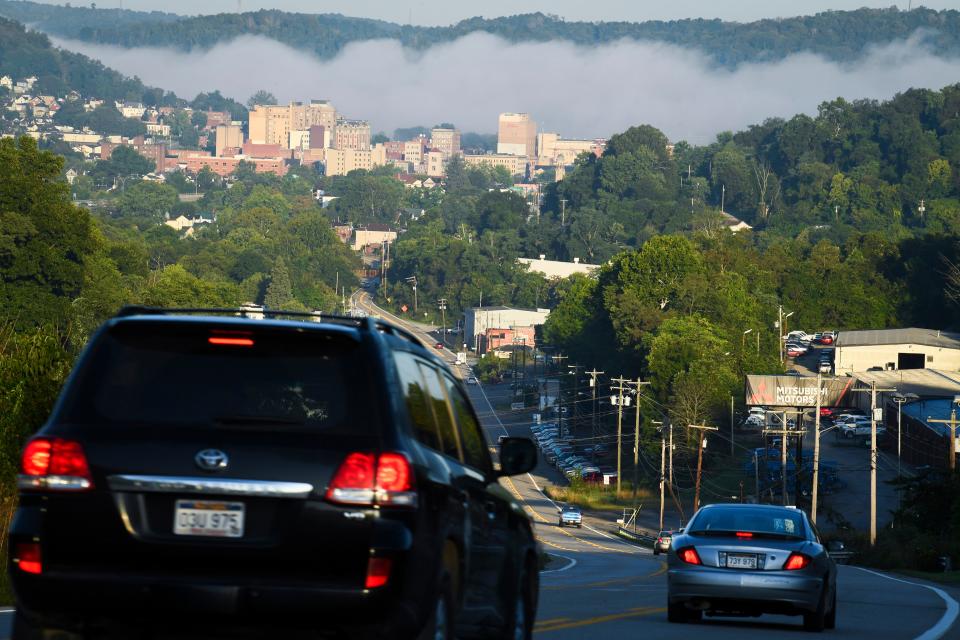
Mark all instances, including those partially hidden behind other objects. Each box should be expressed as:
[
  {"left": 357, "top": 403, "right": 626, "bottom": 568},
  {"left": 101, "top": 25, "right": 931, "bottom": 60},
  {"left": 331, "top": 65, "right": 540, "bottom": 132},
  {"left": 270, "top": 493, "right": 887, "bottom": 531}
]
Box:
[
  {"left": 528, "top": 423, "right": 610, "bottom": 483},
  {"left": 785, "top": 331, "right": 836, "bottom": 359}
]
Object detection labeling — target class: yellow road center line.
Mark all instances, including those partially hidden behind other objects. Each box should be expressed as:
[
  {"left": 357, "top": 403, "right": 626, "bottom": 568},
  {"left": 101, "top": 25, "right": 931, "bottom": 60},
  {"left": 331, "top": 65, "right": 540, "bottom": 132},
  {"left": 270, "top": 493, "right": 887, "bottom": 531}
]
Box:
[{"left": 534, "top": 606, "right": 666, "bottom": 633}]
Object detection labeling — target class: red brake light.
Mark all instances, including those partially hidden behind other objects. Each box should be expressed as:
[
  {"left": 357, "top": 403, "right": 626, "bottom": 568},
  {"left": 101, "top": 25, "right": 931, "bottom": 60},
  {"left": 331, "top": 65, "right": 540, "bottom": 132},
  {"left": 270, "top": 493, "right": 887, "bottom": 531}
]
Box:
[
  {"left": 365, "top": 557, "right": 392, "bottom": 589},
  {"left": 19, "top": 438, "right": 93, "bottom": 491},
  {"left": 13, "top": 542, "right": 42, "bottom": 575},
  {"left": 376, "top": 453, "right": 412, "bottom": 492},
  {"left": 326, "top": 452, "right": 416, "bottom": 507},
  {"left": 679, "top": 547, "right": 702, "bottom": 565},
  {"left": 49, "top": 440, "right": 91, "bottom": 477},
  {"left": 208, "top": 337, "right": 254, "bottom": 346},
  {"left": 22, "top": 439, "right": 52, "bottom": 476},
  {"left": 783, "top": 552, "right": 811, "bottom": 570},
  {"left": 735, "top": 532, "right": 753, "bottom": 538}
]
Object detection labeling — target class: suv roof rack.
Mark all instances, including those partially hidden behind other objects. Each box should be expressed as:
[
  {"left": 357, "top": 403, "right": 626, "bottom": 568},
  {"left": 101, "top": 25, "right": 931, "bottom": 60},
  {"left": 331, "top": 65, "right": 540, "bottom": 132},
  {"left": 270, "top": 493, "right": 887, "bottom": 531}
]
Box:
[{"left": 114, "top": 305, "right": 428, "bottom": 351}]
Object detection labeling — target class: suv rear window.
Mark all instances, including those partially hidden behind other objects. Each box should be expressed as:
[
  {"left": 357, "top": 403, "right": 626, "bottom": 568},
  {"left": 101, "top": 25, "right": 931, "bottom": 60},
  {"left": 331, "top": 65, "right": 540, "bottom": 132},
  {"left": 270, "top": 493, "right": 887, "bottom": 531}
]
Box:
[{"left": 56, "top": 321, "right": 369, "bottom": 432}]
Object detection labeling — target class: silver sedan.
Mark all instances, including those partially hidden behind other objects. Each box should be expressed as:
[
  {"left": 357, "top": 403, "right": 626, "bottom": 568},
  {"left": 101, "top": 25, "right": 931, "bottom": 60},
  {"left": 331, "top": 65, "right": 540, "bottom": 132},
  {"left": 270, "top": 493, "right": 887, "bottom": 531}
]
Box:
[{"left": 667, "top": 503, "right": 838, "bottom": 632}]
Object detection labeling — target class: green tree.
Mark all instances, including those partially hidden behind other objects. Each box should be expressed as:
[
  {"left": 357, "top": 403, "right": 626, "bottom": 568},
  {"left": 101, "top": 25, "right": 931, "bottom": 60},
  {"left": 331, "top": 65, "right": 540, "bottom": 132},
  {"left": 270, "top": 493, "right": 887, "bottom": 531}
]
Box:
[
  {"left": 91, "top": 145, "right": 154, "bottom": 185},
  {"left": 117, "top": 181, "right": 178, "bottom": 226},
  {"left": 247, "top": 90, "right": 278, "bottom": 109},
  {"left": 0, "top": 137, "right": 100, "bottom": 328},
  {"left": 264, "top": 256, "right": 294, "bottom": 309}
]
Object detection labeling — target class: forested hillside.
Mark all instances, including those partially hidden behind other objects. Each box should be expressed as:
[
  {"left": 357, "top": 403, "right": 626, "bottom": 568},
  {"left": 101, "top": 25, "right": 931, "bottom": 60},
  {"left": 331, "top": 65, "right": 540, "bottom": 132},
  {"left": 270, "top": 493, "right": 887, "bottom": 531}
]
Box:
[
  {"left": 0, "top": 17, "right": 247, "bottom": 118},
  {"left": 2, "top": 1, "right": 958, "bottom": 67}
]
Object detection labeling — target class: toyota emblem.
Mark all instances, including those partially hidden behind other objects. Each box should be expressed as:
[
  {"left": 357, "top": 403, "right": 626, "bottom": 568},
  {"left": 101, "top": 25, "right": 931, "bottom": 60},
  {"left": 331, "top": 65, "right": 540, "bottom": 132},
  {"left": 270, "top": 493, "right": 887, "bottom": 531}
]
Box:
[{"left": 195, "top": 449, "right": 229, "bottom": 471}]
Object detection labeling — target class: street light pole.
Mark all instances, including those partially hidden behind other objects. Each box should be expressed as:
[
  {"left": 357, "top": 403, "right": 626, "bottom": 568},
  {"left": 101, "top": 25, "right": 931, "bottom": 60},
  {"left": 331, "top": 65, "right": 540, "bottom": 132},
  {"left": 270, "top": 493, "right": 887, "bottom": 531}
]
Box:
[{"left": 742, "top": 329, "right": 752, "bottom": 352}]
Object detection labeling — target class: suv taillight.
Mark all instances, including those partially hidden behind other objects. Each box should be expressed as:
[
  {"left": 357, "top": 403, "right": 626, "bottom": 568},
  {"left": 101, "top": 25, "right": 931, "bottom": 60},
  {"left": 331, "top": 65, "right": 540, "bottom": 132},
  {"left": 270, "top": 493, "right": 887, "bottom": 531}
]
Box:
[
  {"left": 18, "top": 438, "right": 94, "bottom": 491},
  {"left": 326, "top": 452, "right": 416, "bottom": 507}
]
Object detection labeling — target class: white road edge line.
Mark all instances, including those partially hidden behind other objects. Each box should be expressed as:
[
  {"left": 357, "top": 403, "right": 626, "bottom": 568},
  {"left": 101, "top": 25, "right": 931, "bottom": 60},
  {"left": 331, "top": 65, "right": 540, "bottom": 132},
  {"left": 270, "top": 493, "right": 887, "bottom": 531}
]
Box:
[
  {"left": 851, "top": 567, "right": 959, "bottom": 640},
  {"left": 540, "top": 554, "right": 578, "bottom": 574}
]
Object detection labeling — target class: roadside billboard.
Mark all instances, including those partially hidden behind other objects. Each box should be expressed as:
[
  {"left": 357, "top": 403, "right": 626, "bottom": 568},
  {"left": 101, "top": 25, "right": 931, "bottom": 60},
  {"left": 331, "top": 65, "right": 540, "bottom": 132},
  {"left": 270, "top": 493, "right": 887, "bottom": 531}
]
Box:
[{"left": 745, "top": 375, "right": 855, "bottom": 407}]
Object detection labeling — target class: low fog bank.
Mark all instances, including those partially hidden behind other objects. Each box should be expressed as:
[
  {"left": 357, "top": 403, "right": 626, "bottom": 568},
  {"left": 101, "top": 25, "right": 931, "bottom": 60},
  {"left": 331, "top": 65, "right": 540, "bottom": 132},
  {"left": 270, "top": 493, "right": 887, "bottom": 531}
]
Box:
[{"left": 51, "top": 32, "right": 960, "bottom": 143}]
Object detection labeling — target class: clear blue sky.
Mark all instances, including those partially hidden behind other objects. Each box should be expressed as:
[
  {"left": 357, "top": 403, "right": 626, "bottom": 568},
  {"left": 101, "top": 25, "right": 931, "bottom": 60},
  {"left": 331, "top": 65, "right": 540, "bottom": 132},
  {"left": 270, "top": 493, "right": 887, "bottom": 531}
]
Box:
[{"left": 31, "top": 1, "right": 960, "bottom": 24}]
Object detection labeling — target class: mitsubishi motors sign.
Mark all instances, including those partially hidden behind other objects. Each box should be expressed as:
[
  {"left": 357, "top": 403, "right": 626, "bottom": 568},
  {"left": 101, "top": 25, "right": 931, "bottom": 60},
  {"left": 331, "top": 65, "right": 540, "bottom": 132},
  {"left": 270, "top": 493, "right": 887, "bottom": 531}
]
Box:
[{"left": 745, "top": 375, "right": 855, "bottom": 407}]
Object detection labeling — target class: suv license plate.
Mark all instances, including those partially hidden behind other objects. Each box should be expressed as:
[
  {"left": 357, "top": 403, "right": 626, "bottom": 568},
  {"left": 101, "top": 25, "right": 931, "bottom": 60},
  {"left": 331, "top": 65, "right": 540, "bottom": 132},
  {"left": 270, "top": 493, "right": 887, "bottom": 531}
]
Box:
[
  {"left": 726, "top": 553, "right": 757, "bottom": 569},
  {"left": 174, "top": 500, "right": 244, "bottom": 538}
]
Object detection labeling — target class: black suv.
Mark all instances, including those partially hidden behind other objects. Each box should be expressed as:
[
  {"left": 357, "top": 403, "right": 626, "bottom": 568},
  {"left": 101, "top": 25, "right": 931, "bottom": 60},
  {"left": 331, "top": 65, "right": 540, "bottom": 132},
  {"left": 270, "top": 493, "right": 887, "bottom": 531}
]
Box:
[{"left": 10, "top": 308, "right": 539, "bottom": 639}]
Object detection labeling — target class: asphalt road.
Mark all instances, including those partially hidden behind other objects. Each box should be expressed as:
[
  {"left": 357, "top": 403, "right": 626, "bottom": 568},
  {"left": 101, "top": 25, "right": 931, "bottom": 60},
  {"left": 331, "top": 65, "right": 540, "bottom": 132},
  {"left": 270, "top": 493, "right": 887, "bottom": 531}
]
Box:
[
  {"left": 471, "top": 381, "right": 960, "bottom": 639},
  {"left": 356, "top": 290, "right": 960, "bottom": 639}
]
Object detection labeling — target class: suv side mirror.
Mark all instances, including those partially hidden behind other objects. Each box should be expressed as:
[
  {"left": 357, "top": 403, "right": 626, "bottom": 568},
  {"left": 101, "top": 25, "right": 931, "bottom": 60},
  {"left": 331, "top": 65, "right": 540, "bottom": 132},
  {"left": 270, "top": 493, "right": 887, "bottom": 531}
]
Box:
[{"left": 498, "top": 437, "right": 537, "bottom": 477}]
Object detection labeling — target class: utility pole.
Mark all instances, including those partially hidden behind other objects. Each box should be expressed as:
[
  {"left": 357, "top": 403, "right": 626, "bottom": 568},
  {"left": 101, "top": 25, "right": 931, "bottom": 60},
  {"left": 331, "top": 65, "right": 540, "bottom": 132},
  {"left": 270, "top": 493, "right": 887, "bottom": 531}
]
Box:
[
  {"left": 928, "top": 404, "right": 959, "bottom": 472},
  {"left": 851, "top": 381, "right": 896, "bottom": 546},
  {"left": 437, "top": 298, "right": 447, "bottom": 346},
  {"left": 567, "top": 364, "right": 582, "bottom": 437},
  {"left": 630, "top": 379, "right": 651, "bottom": 498},
  {"left": 763, "top": 409, "right": 804, "bottom": 506},
  {"left": 553, "top": 354, "right": 568, "bottom": 437},
  {"left": 659, "top": 435, "right": 666, "bottom": 531},
  {"left": 811, "top": 373, "right": 823, "bottom": 524},
  {"left": 586, "top": 369, "right": 605, "bottom": 448},
  {"left": 560, "top": 198, "right": 567, "bottom": 227},
  {"left": 611, "top": 376, "right": 631, "bottom": 496},
  {"left": 754, "top": 450, "right": 760, "bottom": 503},
  {"left": 689, "top": 423, "right": 719, "bottom": 512},
  {"left": 730, "top": 395, "right": 736, "bottom": 458},
  {"left": 778, "top": 305, "right": 783, "bottom": 364}
]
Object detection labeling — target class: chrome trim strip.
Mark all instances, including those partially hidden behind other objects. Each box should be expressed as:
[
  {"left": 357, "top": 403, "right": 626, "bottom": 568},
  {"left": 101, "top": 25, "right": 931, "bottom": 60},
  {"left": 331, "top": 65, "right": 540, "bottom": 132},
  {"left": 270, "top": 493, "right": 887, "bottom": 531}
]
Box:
[{"left": 108, "top": 475, "right": 314, "bottom": 498}]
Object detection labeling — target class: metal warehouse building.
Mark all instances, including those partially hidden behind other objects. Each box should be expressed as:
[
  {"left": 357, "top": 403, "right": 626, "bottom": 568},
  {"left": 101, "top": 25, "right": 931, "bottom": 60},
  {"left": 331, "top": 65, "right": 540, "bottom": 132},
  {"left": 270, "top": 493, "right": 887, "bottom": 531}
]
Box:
[{"left": 835, "top": 328, "right": 960, "bottom": 374}]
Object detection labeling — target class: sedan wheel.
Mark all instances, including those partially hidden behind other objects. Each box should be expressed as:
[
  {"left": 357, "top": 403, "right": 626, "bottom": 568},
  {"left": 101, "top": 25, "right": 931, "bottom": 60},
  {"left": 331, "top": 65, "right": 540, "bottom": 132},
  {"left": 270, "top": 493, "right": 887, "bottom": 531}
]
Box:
[{"left": 825, "top": 589, "right": 837, "bottom": 629}]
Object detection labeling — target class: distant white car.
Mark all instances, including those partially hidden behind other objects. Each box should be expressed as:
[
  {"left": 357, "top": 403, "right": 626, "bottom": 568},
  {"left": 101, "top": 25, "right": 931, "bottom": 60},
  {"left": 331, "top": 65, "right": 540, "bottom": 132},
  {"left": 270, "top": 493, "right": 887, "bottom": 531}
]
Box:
[{"left": 466, "top": 376, "right": 478, "bottom": 385}]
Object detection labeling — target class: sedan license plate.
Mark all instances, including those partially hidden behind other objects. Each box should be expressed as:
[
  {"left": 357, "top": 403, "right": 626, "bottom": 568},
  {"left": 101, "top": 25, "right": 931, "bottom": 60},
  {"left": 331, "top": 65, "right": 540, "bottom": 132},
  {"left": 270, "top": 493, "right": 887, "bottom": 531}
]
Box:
[
  {"left": 726, "top": 553, "right": 758, "bottom": 569},
  {"left": 174, "top": 500, "right": 244, "bottom": 538}
]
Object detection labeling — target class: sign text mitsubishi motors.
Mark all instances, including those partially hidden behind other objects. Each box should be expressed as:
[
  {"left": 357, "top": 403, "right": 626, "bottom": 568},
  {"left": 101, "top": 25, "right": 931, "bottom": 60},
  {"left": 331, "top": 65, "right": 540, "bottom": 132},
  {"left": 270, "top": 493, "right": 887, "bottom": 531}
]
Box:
[{"left": 745, "top": 375, "right": 855, "bottom": 407}]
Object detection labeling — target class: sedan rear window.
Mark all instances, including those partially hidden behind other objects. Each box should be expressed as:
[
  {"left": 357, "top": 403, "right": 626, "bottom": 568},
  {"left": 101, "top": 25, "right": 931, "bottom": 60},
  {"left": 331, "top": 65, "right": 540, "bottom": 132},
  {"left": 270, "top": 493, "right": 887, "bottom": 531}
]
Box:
[
  {"left": 56, "top": 321, "right": 369, "bottom": 432},
  {"left": 687, "top": 507, "right": 806, "bottom": 539}
]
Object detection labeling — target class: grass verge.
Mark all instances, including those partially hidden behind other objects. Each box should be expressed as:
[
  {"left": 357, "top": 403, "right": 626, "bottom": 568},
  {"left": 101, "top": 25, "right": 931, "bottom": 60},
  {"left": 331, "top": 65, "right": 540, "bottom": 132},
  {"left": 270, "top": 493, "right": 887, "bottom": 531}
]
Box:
[
  {"left": 895, "top": 570, "right": 960, "bottom": 586},
  {"left": 545, "top": 482, "right": 653, "bottom": 512}
]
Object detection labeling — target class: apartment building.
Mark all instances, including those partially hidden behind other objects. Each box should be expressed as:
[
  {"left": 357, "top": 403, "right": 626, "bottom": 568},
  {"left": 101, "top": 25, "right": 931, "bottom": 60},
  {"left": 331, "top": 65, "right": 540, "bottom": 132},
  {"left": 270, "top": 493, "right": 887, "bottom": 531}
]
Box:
[
  {"left": 430, "top": 127, "right": 461, "bottom": 158},
  {"left": 100, "top": 139, "right": 168, "bottom": 173},
  {"left": 334, "top": 119, "right": 372, "bottom": 151},
  {"left": 215, "top": 123, "right": 243, "bottom": 157},
  {"left": 248, "top": 100, "right": 337, "bottom": 148},
  {"left": 536, "top": 133, "right": 604, "bottom": 166},
  {"left": 463, "top": 153, "right": 528, "bottom": 177},
  {"left": 425, "top": 149, "right": 446, "bottom": 178},
  {"left": 181, "top": 154, "right": 288, "bottom": 177},
  {"left": 497, "top": 113, "right": 537, "bottom": 158},
  {"left": 315, "top": 145, "right": 388, "bottom": 176}
]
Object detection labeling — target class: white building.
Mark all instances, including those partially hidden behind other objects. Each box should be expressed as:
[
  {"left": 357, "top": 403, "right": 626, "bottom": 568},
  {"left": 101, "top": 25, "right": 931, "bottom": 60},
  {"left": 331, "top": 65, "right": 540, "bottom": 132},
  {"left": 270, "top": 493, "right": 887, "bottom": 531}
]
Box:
[
  {"left": 463, "top": 306, "right": 551, "bottom": 352},
  {"left": 518, "top": 255, "right": 600, "bottom": 279},
  {"left": 835, "top": 328, "right": 960, "bottom": 374},
  {"left": 118, "top": 102, "right": 146, "bottom": 119}
]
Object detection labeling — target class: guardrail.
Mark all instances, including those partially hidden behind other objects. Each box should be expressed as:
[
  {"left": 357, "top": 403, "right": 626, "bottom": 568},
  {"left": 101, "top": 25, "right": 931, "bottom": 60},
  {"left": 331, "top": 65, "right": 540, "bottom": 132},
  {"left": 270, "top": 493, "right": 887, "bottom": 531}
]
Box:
[
  {"left": 616, "top": 526, "right": 657, "bottom": 546},
  {"left": 828, "top": 551, "right": 855, "bottom": 565}
]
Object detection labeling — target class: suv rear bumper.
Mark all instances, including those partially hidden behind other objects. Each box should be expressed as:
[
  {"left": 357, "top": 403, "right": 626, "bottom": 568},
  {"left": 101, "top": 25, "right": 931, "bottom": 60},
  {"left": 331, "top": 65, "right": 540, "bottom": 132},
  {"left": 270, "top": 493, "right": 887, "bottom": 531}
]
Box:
[{"left": 13, "top": 570, "right": 422, "bottom": 635}]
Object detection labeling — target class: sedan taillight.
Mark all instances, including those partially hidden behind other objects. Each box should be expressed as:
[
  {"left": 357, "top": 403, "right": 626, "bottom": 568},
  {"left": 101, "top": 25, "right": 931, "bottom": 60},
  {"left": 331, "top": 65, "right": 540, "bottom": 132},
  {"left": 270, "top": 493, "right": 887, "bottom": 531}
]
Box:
[
  {"left": 326, "top": 452, "right": 417, "bottom": 507},
  {"left": 18, "top": 438, "right": 93, "bottom": 491},
  {"left": 783, "top": 552, "right": 812, "bottom": 570},
  {"left": 678, "top": 546, "right": 702, "bottom": 565}
]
